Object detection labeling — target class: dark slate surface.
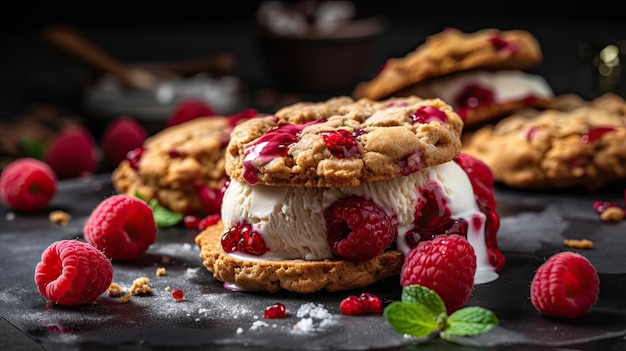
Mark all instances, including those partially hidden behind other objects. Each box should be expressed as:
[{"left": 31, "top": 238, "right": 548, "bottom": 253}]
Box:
[{"left": 2, "top": 174, "right": 626, "bottom": 351}]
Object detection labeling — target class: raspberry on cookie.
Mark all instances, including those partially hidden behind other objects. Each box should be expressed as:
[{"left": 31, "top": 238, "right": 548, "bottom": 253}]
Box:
[
  {"left": 353, "top": 28, "right": 553, "bottom": 128},
  {"left": 196, "top": 95, "right": 505, "bottom": 294}
]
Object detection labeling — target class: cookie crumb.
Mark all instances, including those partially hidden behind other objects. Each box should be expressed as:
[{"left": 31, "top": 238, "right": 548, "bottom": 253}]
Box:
[
  {"left": 120, "top": 293, "right": 132, "bottom": 303},
  {"left": 156, "top": 267, "right": 167, "bottom": 276},
  {"left": 600, "top": 206, "right": 624, "bottom": 222},
  {"left": 49, "top": 210, "right": 71, "bottom": 225},
  {"left": 130, "top": 277, "right": 151, "bottom": 295},
  {"left": 563, "top": 239, "right": 593, "bottom": 249},
  {"left": 107, "top": 283, "right": 125, "bottom": 297}
]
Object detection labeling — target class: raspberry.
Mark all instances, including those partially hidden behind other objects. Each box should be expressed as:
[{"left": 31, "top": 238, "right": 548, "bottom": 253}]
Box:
[
  {"left": 409, "top": 106, "right": 448, "bottom": 124},
  {"left": 221, "top": 221, "right": 268, "bottom": 255},
  {"left": 43, "top": 127, "right": 98, "bottom": 179},
  {"left": 83, "top": 194, "right": 157, "bottom": 260},
  {"left": 339, "top": 293, "right": 383, "bottom": 315},
  {"left": 0, "top": 158, "right": 57, "bottom": 212},
  {"left": 321, "top": 129, "right": 360, "bottom": 158},
  {"left": 171, "top": 289, "right": 185, "bottom": 302},
  {"left": 530, "top": 251, "right": 599, "bottom": 319},
  {"left": 100, "top": 116, "right": 147, "bottom": 168},
  {"left": 34, "top": 239, "right": 113, "bottom": 306},
  {"left": 126, "top": 147, "right": 145, "bottom": 170},
  {"left": 166, "top": 99, "right": 216, "bottom": 127},
  {"left": 400, "top": 234, "right": 476, "bottom": 314},
  {"left": 264, "top": 302, "right": 287, "bottom": 319},
  {"left": 324, "top": 197, "right": 397, "bottom": 262}
]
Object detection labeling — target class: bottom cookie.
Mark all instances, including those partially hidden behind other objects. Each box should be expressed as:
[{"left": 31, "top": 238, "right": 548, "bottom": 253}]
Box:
[{"left": 194, "top": 221, "right": 404, "bottom": 294}]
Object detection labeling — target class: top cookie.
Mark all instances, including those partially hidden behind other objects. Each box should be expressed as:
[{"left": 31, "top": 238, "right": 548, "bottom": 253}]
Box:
[
  {"left": 352, "top": 28, "right": 543, "bottom": 101},
  {"left": 225, "top": 95, "right": 464, "bottom": 187}
]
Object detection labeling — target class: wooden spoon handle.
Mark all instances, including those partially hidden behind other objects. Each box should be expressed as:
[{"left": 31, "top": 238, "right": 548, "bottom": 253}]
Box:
[{"left": 43, "top": 25, "right": 158, "bottom": 89}]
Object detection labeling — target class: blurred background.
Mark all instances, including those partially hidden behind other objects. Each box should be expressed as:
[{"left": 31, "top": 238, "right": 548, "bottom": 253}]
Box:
[{"left": 1, "top": 0, "right": 625, "bottom": 172}]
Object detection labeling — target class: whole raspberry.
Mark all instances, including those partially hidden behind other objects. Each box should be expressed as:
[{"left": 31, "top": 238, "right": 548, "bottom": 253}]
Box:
[
  {"left": 83, "top": 194, "right": 157, "bottom": 260},
  {"left": 166, "top": 99, "right": 216, "bottom": 127},
  {"left": 0, "top": 158, "right": 57, "bottom": 212},
  {"left": 530, "top": 251, "right": 599, "bottom": 319},
  {"left": 100, "top": 116, "right": 147, "bottom": 168},
  {"left": 324, "top": 197, "right": 397, "bottom": 262},
  {"left": 43, "top": 127, "right": 98, "bottom": 179},
  {"left": 34, "top": 239, "right": 113, "bottom": 306},
  {"left": 400, "top": 234, "right": 476, "bottom": 314}
]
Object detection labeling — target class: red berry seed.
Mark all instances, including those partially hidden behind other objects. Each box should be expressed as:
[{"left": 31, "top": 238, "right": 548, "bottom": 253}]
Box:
[
  {"left": 264, "top": 302, "right": 287, "bottom": 319},
  {"left": 83, "top": 194, "right": 157, "bottom": 260},
  {"left": 339, "top": 293, "right": 383, "bottom": 315},
  {"left": 530, "top": 251, "right": 599, "bottom": 319},
  {"left": 171, "top": 289, "right": 185, "bottom": 302},
  {"left": 34, "top": 239, "right": 113, "bottom": 306}
]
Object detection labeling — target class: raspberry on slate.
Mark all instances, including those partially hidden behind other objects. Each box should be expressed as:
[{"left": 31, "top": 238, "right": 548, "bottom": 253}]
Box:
[
  {"left": 324, "top": 197, "right": 397, "bottom": 262},
  {"left": 100, "top": 116, "right": 148, "bottom": 168},
  {"left": 43, "top": 126, "right": 98, "bottom": 179},
  {"left": 0, "top": 157, "right": 57, "bottom": 212},
  {"left": 400, "top": 234, "right": 477, "bottom": 314},
  {"left": 34, "top": 239, "right": 113, "bottom": 306},
  {"left": 83, "top": 194, "right": 157, "bottom": 260},
  {"left": 530, "top": 251, "right": 599, "bottom": 319}
]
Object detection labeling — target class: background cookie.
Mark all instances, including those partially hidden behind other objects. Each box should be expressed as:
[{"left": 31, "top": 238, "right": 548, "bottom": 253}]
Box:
[
  {"left": 112, "top": 117, "right": 234, "bottom": 215},
  {"left": 462, "top": 93, "right": 626, "bottom": 190},
  {"left": 352, "top": 28, "right": 550, "bottom": 128},
  {"left": 225, "top": 95, "right": 464, "bottom": 187},
  {"left": 195, "top": 221, "right": 404, "bottom": 293}
]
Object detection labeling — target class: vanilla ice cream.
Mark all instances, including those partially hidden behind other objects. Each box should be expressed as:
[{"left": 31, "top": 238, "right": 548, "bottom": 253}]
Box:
[
  {"left": 221, "top": 160, "right": 499, "bottom": 284},
  {"left": 409, "top": 70, "right": 554, "bottom": 110}
]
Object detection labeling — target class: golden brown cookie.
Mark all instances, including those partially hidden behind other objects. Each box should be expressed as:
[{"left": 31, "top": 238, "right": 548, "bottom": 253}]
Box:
[
  {"left": 225, "top": 95, "right": 464, "bottom": 187},
  {"left": 462, "top": 93, "right": 626, "bottom": 190},
  {"left": 352, "top": 28, "right": 549, "bottom": 128},
  {"left": 111, "top": 117, "right": 236, "bottom": 215},
  {"left": 195, "top": 221, "right": 404, "bottom": 293}
]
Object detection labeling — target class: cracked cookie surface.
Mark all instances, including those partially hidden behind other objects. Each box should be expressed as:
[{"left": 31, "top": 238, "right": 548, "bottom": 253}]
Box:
[{"left": 225, "top": 95, "right": 463, "bottom": 187}]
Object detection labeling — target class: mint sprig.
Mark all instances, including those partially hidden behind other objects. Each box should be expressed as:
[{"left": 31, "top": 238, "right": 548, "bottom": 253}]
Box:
[
  {"left": 134, "top": 192, "right": 183, "bottom": 228},
  {"left": 383, "top": 285, "right": 499, "bottom": 343}
]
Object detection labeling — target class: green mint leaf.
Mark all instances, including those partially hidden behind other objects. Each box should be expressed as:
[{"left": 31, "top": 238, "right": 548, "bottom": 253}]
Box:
[
  {"left": 148, "top": 199, "right": 183, "bottom": 228},
  {"left": 384, "top": 301, "right": 440, "bottom": 337},
  {"left": 18, "top": 138, "right": 45, "bottom": 159},
  {"left": 441, "top": 306, "right": 499, "bottom": 341},
  {"left": 134, "top": 191, "right": 147, "bottom": 201},
  {"left": 401, "top": 284, "right": 447, "bottom": 316}
]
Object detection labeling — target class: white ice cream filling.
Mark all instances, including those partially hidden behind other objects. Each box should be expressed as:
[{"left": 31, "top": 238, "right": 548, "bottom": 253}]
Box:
[{"left": 221, "top": 160, "right": 498, "bottom": 284}]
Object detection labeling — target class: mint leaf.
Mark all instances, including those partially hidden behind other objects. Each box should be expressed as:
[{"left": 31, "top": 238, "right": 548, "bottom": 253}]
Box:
[
  {"left": 441, "top": 306, "right": 499, "bottom": 341},
  {"left": 383, "top": 301, "right": 440, "bottom": 337},
  {"left": 148, "top": 199, "right": 183, "bottom": 228},
  {"left": 401, "top": 285, "right": 447, "bottom": 316}
]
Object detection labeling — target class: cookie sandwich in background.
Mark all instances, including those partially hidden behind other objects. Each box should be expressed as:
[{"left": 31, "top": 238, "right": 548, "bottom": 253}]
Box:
[
  {"left": 195, "top": 95, "right": 506, "bottom": 294},
  {"left": 353, "top": 27, "right": 554, "bottom": 129}
]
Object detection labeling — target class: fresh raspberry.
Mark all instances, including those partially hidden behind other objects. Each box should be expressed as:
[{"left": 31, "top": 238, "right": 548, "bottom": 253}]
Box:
[
  {"left": 166, "top": 99, "right": 216, "bottom": 127},
  {"left": 400, "top": 234, "right": 477, "bottom": 314},
  {"left": 83, "top": 194, "right": 157, "bottom": 260},
  {"left": 0, "top": 158, "right": 57, "bottom": 212},
  {"left": 34, "top": 239, "right": 113, "bottom": 306},
  {"left": 339, "top": 293, "right": 383, "bottom": 315},
  {"left": 100, "top": 116, "right": 147, "bottom": 168},
  {"left": 43, "top": 127, "right": 98, "bottom": 179},
  {"left": 324, "top": 197, "right": 397, "bottom": 262},
  {"left": 530, "top": 251, "right": 599, "bottom": 319}
]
